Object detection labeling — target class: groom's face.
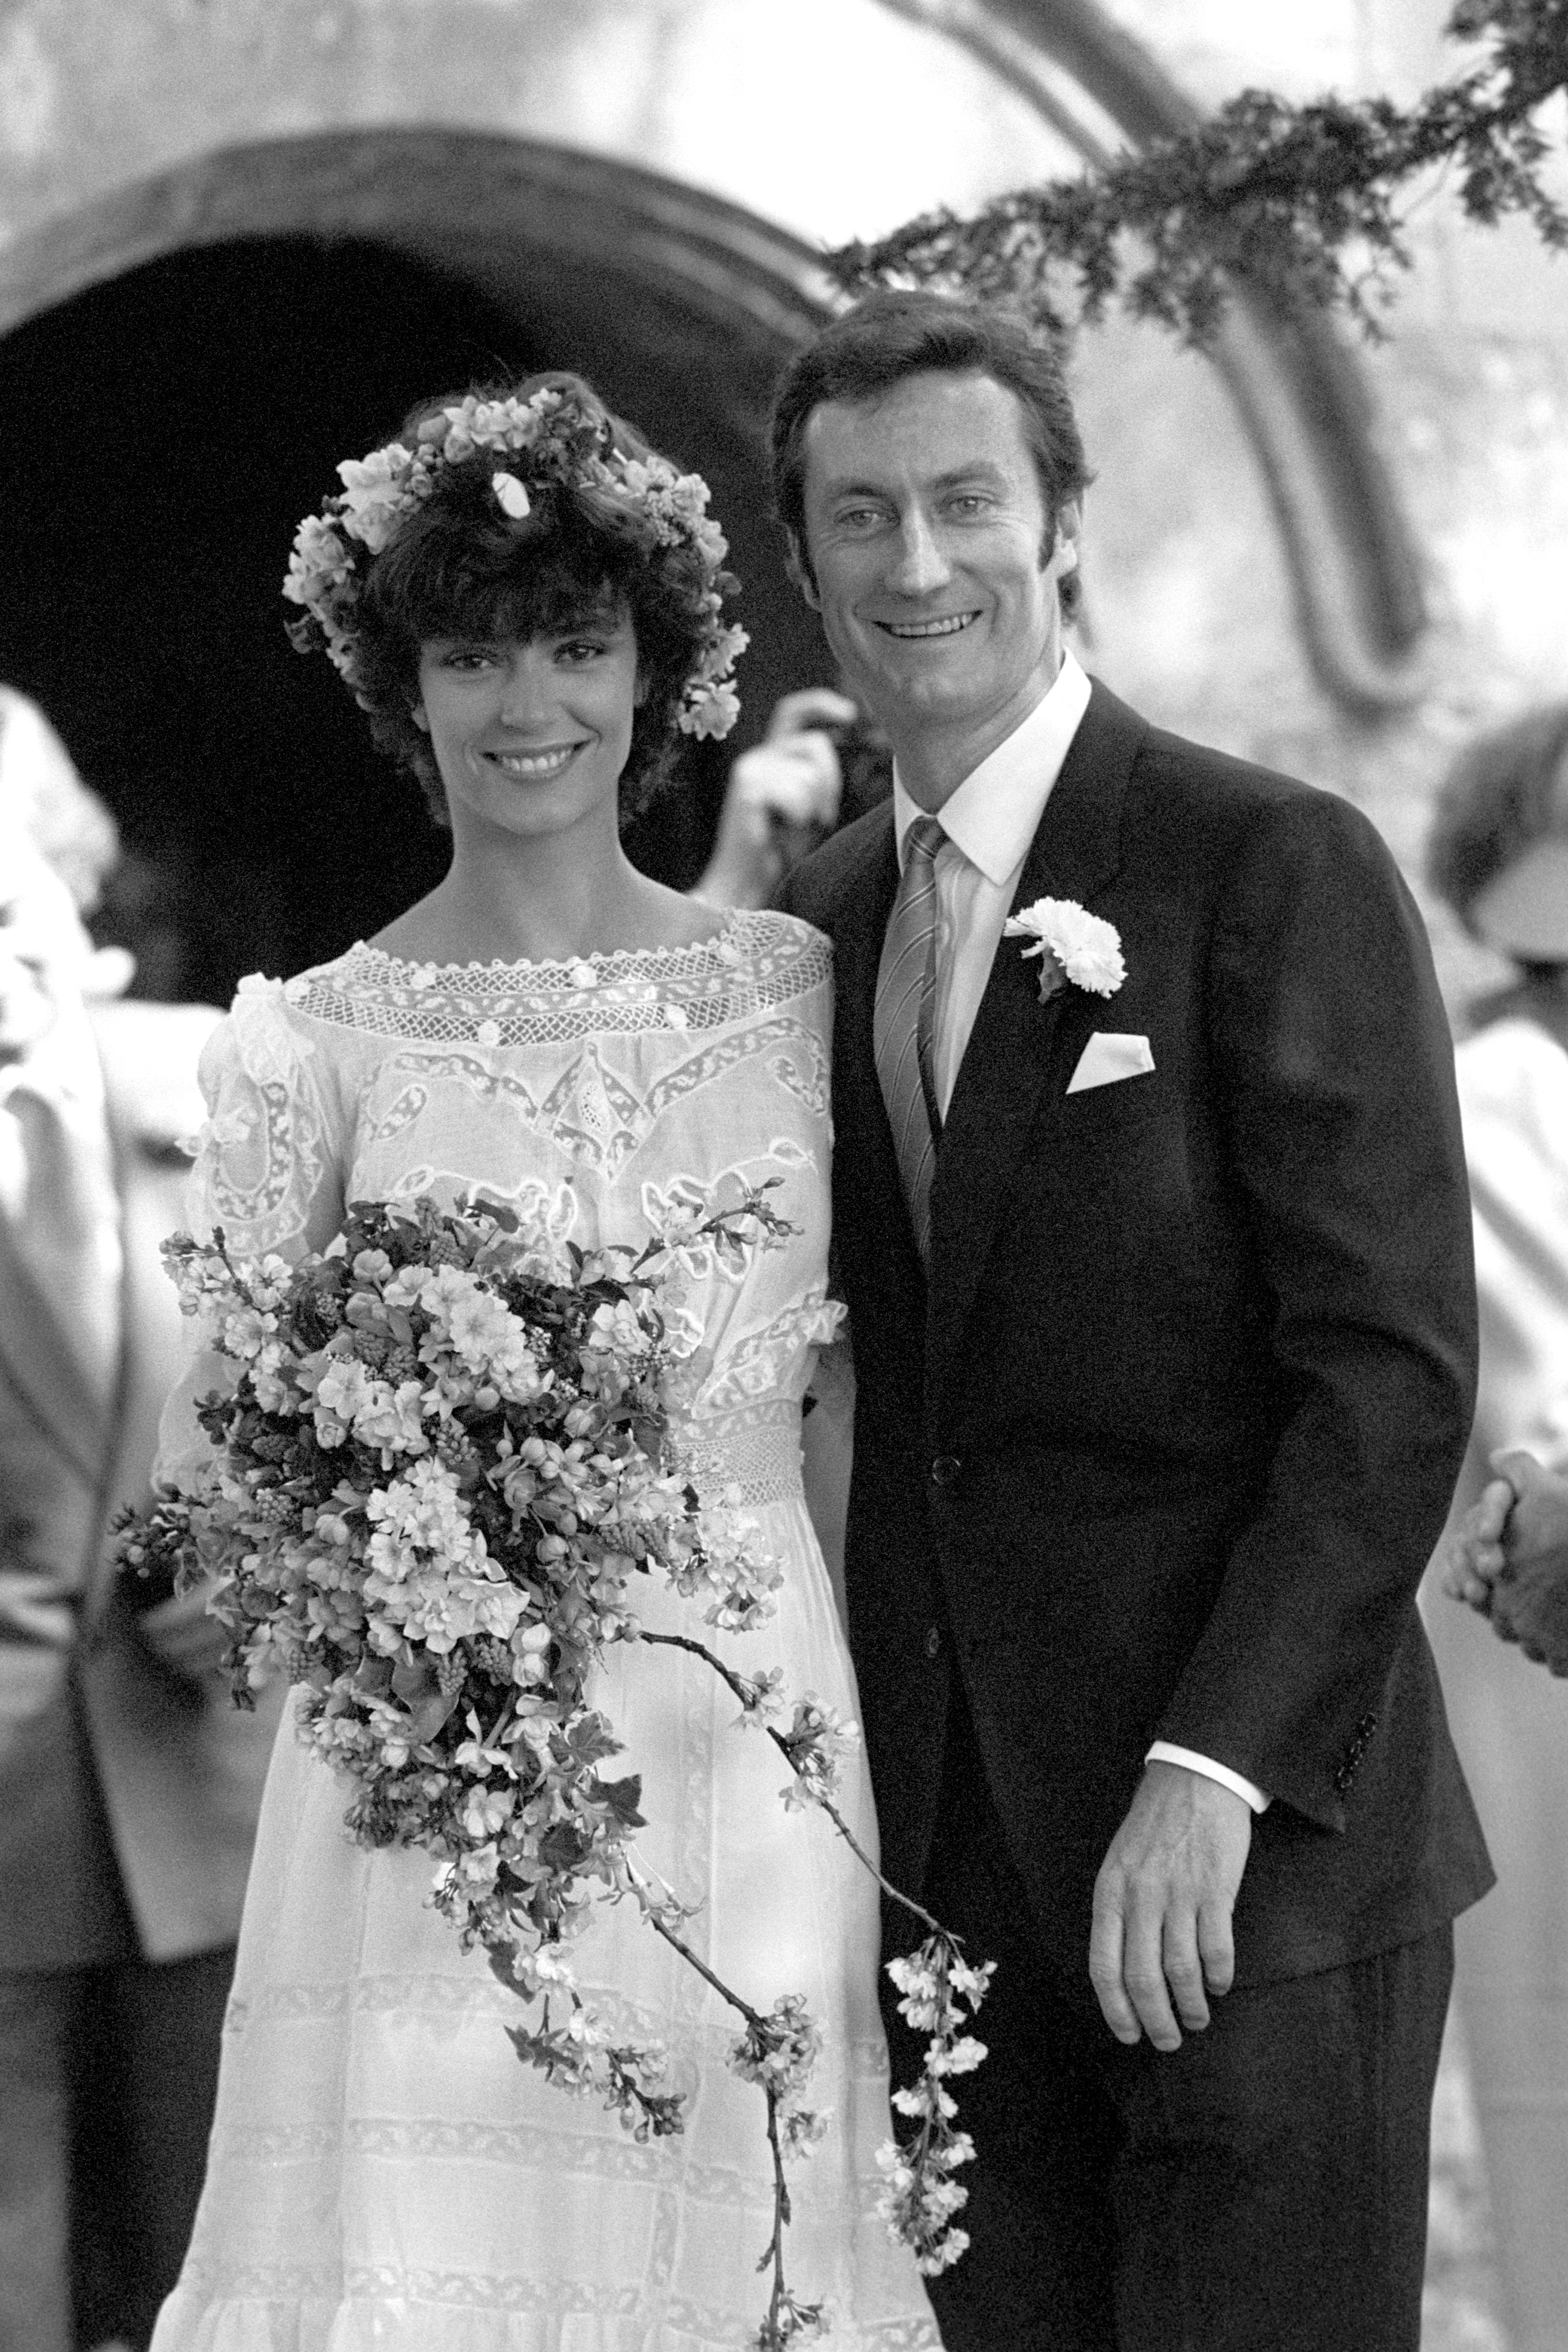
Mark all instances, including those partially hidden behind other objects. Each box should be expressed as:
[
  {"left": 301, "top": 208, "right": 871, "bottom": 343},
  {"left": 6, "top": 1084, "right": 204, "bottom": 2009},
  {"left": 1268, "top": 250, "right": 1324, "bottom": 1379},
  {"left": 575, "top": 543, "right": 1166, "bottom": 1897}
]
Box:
[{"left": 793, "top": 369, "right": 1079, "bottom": 791}]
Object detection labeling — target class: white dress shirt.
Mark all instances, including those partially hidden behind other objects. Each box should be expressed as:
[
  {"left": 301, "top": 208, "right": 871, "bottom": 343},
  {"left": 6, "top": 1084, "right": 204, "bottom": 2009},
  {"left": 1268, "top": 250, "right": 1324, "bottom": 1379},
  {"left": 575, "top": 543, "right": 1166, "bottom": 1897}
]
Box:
[
  {"left": 892, "top": 650, "right": 1092, "bottom": 1119},
  {"left": 891, "top": 651, "right": 1268, "bottom": 1817}
]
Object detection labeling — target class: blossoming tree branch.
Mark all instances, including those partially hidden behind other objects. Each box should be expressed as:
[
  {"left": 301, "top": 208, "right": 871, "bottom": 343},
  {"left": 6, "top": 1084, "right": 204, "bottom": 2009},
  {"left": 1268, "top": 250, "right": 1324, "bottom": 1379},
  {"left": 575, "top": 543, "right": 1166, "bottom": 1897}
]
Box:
[
  {"left": 117, "top": 1189, "right": 991, "bottom": 2351},
  {"left": 825, "top": 0, "right": 1566, "bottom": 345}
]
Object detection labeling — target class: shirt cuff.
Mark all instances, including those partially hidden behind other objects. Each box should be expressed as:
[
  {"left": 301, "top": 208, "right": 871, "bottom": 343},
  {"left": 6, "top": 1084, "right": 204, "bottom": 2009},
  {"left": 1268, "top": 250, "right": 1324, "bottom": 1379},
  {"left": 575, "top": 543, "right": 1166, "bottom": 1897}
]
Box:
[{"left": 1146, "top": 1741, "right": 1271, "bottom": 1815}]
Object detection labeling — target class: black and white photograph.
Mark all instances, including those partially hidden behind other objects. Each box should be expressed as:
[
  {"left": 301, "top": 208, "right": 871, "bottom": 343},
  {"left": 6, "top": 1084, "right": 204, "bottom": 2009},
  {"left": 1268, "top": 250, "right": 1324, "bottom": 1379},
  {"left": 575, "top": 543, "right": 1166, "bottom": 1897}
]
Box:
[{"left": 1, "top": 4, "right": 1565, "bottom": 2349}]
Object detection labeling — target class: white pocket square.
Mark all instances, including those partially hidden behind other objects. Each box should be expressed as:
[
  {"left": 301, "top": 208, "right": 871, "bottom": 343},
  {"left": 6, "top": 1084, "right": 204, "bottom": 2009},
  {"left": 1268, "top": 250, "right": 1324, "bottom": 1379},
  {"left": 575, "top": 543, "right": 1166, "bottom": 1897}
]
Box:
[{"left": 1066, "top": 1032, "right": 1155, "bottom": 1094}]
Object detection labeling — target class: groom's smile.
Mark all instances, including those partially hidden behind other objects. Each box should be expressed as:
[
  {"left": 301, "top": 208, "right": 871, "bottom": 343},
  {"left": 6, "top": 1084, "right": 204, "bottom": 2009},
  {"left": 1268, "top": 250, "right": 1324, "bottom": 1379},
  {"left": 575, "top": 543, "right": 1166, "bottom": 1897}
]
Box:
[
  {"left": 879, "top": 612, "right": 981, "bottom": 638},
  {"left": 795, "top": 368, "right": 1081, "bottom": 805}
]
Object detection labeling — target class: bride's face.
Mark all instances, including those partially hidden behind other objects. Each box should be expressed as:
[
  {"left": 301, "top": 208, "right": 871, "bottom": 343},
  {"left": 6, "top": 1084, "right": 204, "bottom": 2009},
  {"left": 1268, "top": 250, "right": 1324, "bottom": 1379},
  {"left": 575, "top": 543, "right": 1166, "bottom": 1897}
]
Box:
[{"left": 412, "top": 604, "right": 645, "bottom": 849}]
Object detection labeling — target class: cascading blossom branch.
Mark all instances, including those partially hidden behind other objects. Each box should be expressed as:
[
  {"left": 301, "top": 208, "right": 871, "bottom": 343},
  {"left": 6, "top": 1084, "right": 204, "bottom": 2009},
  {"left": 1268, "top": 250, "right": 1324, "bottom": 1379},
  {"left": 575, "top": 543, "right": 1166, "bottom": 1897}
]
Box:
[
  {"left": 281, "top": 383, "right": 748, "bottom": 742},
  {"left": 115, "top": 1185, "right": 992, "bottom": 2349}
]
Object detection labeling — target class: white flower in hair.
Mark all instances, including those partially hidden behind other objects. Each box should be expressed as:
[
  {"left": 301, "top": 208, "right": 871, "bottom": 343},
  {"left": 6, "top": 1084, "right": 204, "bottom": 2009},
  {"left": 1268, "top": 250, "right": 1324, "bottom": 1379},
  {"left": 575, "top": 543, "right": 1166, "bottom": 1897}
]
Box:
[
  {"left": 1004, "top": 898, "right": 1126, "bottom": 1000},
  {"left": 491, "top": 470, "right": 531, "bottom": 520},
  {"left": 685, "top": 679, "right": 741, "bottom": 741},
  {"left": 336, "top": 447, "right": 416, "bottom": 553}
]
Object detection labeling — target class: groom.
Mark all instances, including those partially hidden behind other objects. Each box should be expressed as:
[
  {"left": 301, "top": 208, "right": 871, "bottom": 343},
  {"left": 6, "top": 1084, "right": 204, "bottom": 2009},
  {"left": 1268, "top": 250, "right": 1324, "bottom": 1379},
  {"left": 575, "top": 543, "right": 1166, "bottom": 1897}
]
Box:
[{"left": 773, "top": 292, "right": 1493, "bottom": 2351}]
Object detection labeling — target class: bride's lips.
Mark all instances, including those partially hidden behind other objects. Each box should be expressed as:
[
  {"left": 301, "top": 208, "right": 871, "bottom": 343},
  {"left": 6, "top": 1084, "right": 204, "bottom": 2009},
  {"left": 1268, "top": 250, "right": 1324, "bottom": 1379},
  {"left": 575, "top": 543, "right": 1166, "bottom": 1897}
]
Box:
[{"left": 481, "top": 741, "right": 588, "bottom": 780}]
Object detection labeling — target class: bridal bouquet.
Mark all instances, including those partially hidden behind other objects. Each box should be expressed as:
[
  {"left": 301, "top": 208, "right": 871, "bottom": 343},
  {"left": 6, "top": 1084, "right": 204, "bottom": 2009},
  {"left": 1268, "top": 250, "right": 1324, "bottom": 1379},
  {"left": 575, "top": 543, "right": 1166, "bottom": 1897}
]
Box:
[{"left": 117, "top": 1187, "right": 988, "bottom": 2346}]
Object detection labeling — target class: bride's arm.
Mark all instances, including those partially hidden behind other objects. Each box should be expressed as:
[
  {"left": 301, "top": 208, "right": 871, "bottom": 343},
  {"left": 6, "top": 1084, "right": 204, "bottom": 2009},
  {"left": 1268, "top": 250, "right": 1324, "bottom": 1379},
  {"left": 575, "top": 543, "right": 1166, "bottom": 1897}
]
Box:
[
  {"left": 152, "top": 978, "right": 346, "bottom": 1495},
  {"left": 802, "top": 1327, "right": 855, "bottom": 1630}
]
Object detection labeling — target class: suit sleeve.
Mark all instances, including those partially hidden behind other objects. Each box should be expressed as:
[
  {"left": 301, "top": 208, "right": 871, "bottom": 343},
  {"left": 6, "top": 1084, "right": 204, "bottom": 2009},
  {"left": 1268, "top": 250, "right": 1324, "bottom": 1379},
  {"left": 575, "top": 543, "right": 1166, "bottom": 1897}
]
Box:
[{"left": 1153, "top": 791, "right": 1477, "bottom": 1828}]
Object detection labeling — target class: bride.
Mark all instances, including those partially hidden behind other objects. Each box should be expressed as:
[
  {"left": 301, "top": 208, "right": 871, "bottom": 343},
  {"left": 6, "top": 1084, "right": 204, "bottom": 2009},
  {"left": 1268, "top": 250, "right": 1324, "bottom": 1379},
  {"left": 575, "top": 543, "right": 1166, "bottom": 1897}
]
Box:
[{"left": 149, "top": 376, "right": 940, "bottom": 2351}]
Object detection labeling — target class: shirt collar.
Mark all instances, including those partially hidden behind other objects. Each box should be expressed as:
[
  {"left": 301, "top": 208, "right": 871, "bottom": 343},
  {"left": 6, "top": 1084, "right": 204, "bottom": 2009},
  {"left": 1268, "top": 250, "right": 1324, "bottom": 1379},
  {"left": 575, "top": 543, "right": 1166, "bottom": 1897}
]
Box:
[{"left": 892, "top": 648, "right": 1092, "bottom": 885}]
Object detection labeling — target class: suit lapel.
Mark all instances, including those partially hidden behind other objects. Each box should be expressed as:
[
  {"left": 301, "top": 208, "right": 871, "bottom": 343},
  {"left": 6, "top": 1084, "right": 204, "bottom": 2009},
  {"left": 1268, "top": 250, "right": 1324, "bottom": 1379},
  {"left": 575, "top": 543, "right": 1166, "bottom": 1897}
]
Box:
[{"left": 926, "top": 681, "right": 1147, "bottom": 1404}]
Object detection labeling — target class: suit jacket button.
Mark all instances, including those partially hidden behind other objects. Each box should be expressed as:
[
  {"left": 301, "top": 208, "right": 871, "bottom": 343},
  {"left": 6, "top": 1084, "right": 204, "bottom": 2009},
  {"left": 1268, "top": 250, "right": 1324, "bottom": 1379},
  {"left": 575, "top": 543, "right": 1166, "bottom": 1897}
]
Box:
[
  {"left": 930, "top": 1455, "right": 960, "bottom": 1487},
  {"left": 924, "top": 1624, "right": 943, "bottom": 1659}
]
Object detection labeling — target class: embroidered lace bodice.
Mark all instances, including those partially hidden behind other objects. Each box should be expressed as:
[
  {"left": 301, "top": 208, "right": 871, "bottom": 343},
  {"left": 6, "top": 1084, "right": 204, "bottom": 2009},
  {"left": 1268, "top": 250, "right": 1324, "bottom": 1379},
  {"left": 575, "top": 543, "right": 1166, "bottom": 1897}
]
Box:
[{"left": 166, "top": 910, "right": 841, "bottom": 1499}]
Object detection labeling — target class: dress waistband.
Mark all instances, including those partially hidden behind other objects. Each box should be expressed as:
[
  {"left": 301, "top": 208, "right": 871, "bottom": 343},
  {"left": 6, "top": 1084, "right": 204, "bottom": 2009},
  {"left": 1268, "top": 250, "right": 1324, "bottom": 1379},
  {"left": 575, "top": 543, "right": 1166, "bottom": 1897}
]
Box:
[{"left": 669, "top": 1400, "right": 804, "bottom": 1510}]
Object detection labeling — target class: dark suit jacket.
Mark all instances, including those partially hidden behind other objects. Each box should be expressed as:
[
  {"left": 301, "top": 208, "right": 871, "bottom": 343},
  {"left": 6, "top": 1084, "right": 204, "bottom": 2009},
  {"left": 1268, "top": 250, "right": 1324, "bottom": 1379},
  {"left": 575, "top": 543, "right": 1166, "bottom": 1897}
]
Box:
[{"left": 780, "top": 679, "right": 1493, "bottom": 1988}]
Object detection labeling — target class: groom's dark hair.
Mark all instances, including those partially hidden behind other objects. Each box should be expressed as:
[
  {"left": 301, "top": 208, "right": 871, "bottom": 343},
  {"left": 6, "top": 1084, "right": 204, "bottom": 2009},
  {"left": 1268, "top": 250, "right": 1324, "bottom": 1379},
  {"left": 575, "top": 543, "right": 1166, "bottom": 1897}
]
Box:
[{"left": 769, "top": 290, "right": 1092, "bottom": 618}]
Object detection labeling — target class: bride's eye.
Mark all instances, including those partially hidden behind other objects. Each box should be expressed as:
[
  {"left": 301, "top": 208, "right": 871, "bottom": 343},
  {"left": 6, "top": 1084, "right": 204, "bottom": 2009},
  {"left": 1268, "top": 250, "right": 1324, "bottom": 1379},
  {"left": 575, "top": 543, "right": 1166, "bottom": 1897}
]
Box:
[
  {"left": 556, "top": 638, "right": 609, "bottom": 666},
  {"left": 426, "top": 641, "right": 498, "bottom": 673}
]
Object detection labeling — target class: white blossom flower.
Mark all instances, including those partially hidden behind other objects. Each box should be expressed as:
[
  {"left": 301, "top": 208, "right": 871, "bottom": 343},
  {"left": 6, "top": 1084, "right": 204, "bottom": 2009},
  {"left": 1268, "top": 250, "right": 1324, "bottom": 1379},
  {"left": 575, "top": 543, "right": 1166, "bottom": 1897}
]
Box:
[
  {"left": 491, "top": 470, "right": 531, "bottom": 520},
  {"left": 927, "top": 2034, "right": 988, "bottom": 2077},
  {"left": 222, "top": 1303, "right": 278, "bottom": 1361},
  {"left": 336, "top": 447, "right": 416, "bottom": 551}
]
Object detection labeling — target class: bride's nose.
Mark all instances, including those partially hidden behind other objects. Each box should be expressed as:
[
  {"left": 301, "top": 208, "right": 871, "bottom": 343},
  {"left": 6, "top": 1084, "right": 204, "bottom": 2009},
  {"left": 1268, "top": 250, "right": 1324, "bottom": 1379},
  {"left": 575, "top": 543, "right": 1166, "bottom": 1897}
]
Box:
[{"left": 498, "top": 645, "right": 555, "bottom": 726}]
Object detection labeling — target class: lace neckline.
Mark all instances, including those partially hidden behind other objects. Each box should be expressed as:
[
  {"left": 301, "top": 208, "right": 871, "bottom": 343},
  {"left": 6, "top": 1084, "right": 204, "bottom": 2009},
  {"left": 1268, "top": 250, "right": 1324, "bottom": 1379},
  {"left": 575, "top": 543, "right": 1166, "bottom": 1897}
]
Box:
[
  {"left": 255, "top": 911, "right": 828, "bottom": 1045},
  {"left": 347, "top": 909, "right": 750, "bottom": 982}
]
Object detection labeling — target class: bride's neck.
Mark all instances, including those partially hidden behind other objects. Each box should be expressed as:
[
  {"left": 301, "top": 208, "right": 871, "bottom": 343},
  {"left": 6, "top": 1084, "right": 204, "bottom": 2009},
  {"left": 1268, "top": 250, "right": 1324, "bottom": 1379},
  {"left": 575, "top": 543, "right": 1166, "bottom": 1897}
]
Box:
[{"left": 370, "top": 828, "right": 713, "bottom": 968}]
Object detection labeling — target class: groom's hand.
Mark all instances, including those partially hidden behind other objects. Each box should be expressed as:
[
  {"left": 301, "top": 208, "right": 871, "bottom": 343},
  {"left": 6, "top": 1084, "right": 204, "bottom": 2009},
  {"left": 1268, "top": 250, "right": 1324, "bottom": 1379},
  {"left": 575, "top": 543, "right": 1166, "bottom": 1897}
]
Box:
[{"left": 1089, "top": 1762, "right": 1252, "bottom": 2052}]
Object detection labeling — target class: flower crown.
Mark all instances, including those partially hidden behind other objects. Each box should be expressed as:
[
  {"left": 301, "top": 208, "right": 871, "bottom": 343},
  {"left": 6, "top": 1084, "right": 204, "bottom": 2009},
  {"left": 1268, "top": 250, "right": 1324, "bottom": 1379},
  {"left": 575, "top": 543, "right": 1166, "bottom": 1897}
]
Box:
[{"left": 282, "top": 384, "right": 748, "bottom": 741}]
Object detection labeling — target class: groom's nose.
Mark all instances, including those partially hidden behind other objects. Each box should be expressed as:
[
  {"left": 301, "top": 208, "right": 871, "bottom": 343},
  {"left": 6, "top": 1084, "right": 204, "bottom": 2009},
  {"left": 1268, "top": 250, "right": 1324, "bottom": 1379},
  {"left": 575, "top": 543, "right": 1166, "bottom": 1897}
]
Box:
[{"left": 885, "top": 508, "right": 953, "bottom": 598}]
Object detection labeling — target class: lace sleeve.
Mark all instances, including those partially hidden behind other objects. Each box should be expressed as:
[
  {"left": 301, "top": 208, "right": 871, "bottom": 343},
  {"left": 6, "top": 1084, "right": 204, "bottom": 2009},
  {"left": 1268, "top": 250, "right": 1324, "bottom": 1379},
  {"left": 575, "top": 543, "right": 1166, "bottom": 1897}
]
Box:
[{"left": 153, "top": 977, "right": 348, "bottom": 1491}]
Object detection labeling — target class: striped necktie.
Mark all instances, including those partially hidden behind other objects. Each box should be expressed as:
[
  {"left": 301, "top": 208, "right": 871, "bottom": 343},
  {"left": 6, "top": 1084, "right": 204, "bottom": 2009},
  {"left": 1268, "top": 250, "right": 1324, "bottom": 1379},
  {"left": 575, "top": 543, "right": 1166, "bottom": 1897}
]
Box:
[{"left": 874, "top": 814, "right": 945, "bottom": 1262}]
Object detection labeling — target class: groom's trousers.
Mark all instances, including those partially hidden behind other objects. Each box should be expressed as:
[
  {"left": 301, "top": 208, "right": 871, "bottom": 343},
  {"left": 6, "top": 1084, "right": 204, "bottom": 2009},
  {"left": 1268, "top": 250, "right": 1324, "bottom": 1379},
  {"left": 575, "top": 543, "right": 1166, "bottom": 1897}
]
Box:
[{"left": 882, "top": 1687, "right": 1451, "bottom": 2352}]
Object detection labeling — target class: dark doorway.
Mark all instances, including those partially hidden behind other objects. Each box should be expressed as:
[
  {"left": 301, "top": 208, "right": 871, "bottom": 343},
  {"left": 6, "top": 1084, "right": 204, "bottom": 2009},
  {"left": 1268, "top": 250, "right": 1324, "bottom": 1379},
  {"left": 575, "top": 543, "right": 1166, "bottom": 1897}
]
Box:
[{"left": 0, "top": 233, "right": 825, "bottom": 1004}]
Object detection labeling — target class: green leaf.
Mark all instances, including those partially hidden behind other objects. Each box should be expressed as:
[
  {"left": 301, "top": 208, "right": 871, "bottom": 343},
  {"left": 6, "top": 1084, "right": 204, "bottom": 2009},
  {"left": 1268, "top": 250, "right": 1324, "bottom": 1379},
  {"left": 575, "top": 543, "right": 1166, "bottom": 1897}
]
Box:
[{"left": 593, "top": 1773, "right": 646, "bottom": 1828}]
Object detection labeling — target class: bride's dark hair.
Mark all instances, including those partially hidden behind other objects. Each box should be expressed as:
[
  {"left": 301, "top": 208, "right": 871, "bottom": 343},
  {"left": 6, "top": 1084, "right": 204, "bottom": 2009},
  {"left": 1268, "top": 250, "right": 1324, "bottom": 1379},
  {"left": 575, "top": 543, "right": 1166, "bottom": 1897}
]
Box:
[{"left": 350, "top": 373, "right": 723, "bottom": 828}]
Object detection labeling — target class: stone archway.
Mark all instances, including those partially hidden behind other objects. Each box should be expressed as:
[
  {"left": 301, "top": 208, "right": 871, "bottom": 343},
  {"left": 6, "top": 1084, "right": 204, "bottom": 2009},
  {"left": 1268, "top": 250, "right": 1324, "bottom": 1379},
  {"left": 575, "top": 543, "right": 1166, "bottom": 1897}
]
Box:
[{"left": 0, "top": 137, "right": 844, "bottom": 1000}]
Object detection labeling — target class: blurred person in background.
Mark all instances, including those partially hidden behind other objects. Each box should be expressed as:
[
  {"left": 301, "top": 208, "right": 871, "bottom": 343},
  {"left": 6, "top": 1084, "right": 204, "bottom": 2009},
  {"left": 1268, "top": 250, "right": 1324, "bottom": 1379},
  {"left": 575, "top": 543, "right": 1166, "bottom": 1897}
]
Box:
[
  {"left": 694, "top": 684, "right": 872, "bottom": 908},
  {"left": 1429, "top": 700, "right": 1568, "bottom": 1487},
  {"left": 1423, "top": 697, "right": 1568, "bottom": 2350},
  {"left": 1445, "top": 1450, "right": 1568, "bottom": 1672},
  {"left": 0, "top": 688, "right": 280, "bottom": 2352}
]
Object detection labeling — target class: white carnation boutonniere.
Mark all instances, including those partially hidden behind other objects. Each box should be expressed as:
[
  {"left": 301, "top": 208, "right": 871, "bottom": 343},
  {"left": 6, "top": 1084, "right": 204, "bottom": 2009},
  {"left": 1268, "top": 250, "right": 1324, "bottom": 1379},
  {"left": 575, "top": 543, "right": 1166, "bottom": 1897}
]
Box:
[{"left": 1002, "top": 897, "right": 1126, "bottom": 1003}]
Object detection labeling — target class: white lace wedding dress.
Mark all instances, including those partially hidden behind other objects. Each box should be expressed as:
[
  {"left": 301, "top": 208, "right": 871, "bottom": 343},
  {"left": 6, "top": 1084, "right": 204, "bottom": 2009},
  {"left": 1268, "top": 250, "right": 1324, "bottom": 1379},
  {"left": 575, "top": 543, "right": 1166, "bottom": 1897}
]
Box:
[{"left": 149, "top": 910, "right": 939, "bottom": 2352}]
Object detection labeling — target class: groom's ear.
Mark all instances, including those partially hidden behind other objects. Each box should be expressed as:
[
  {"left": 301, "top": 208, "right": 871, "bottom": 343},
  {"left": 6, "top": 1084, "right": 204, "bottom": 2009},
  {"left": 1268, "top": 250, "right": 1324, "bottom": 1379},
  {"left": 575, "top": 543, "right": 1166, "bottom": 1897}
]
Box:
[
  {"left": 784, "top": 531, "right": 822, "bottom": 611},
  {"left": 1042, "top": 498, "right": 1083, "bottom": 578}
]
